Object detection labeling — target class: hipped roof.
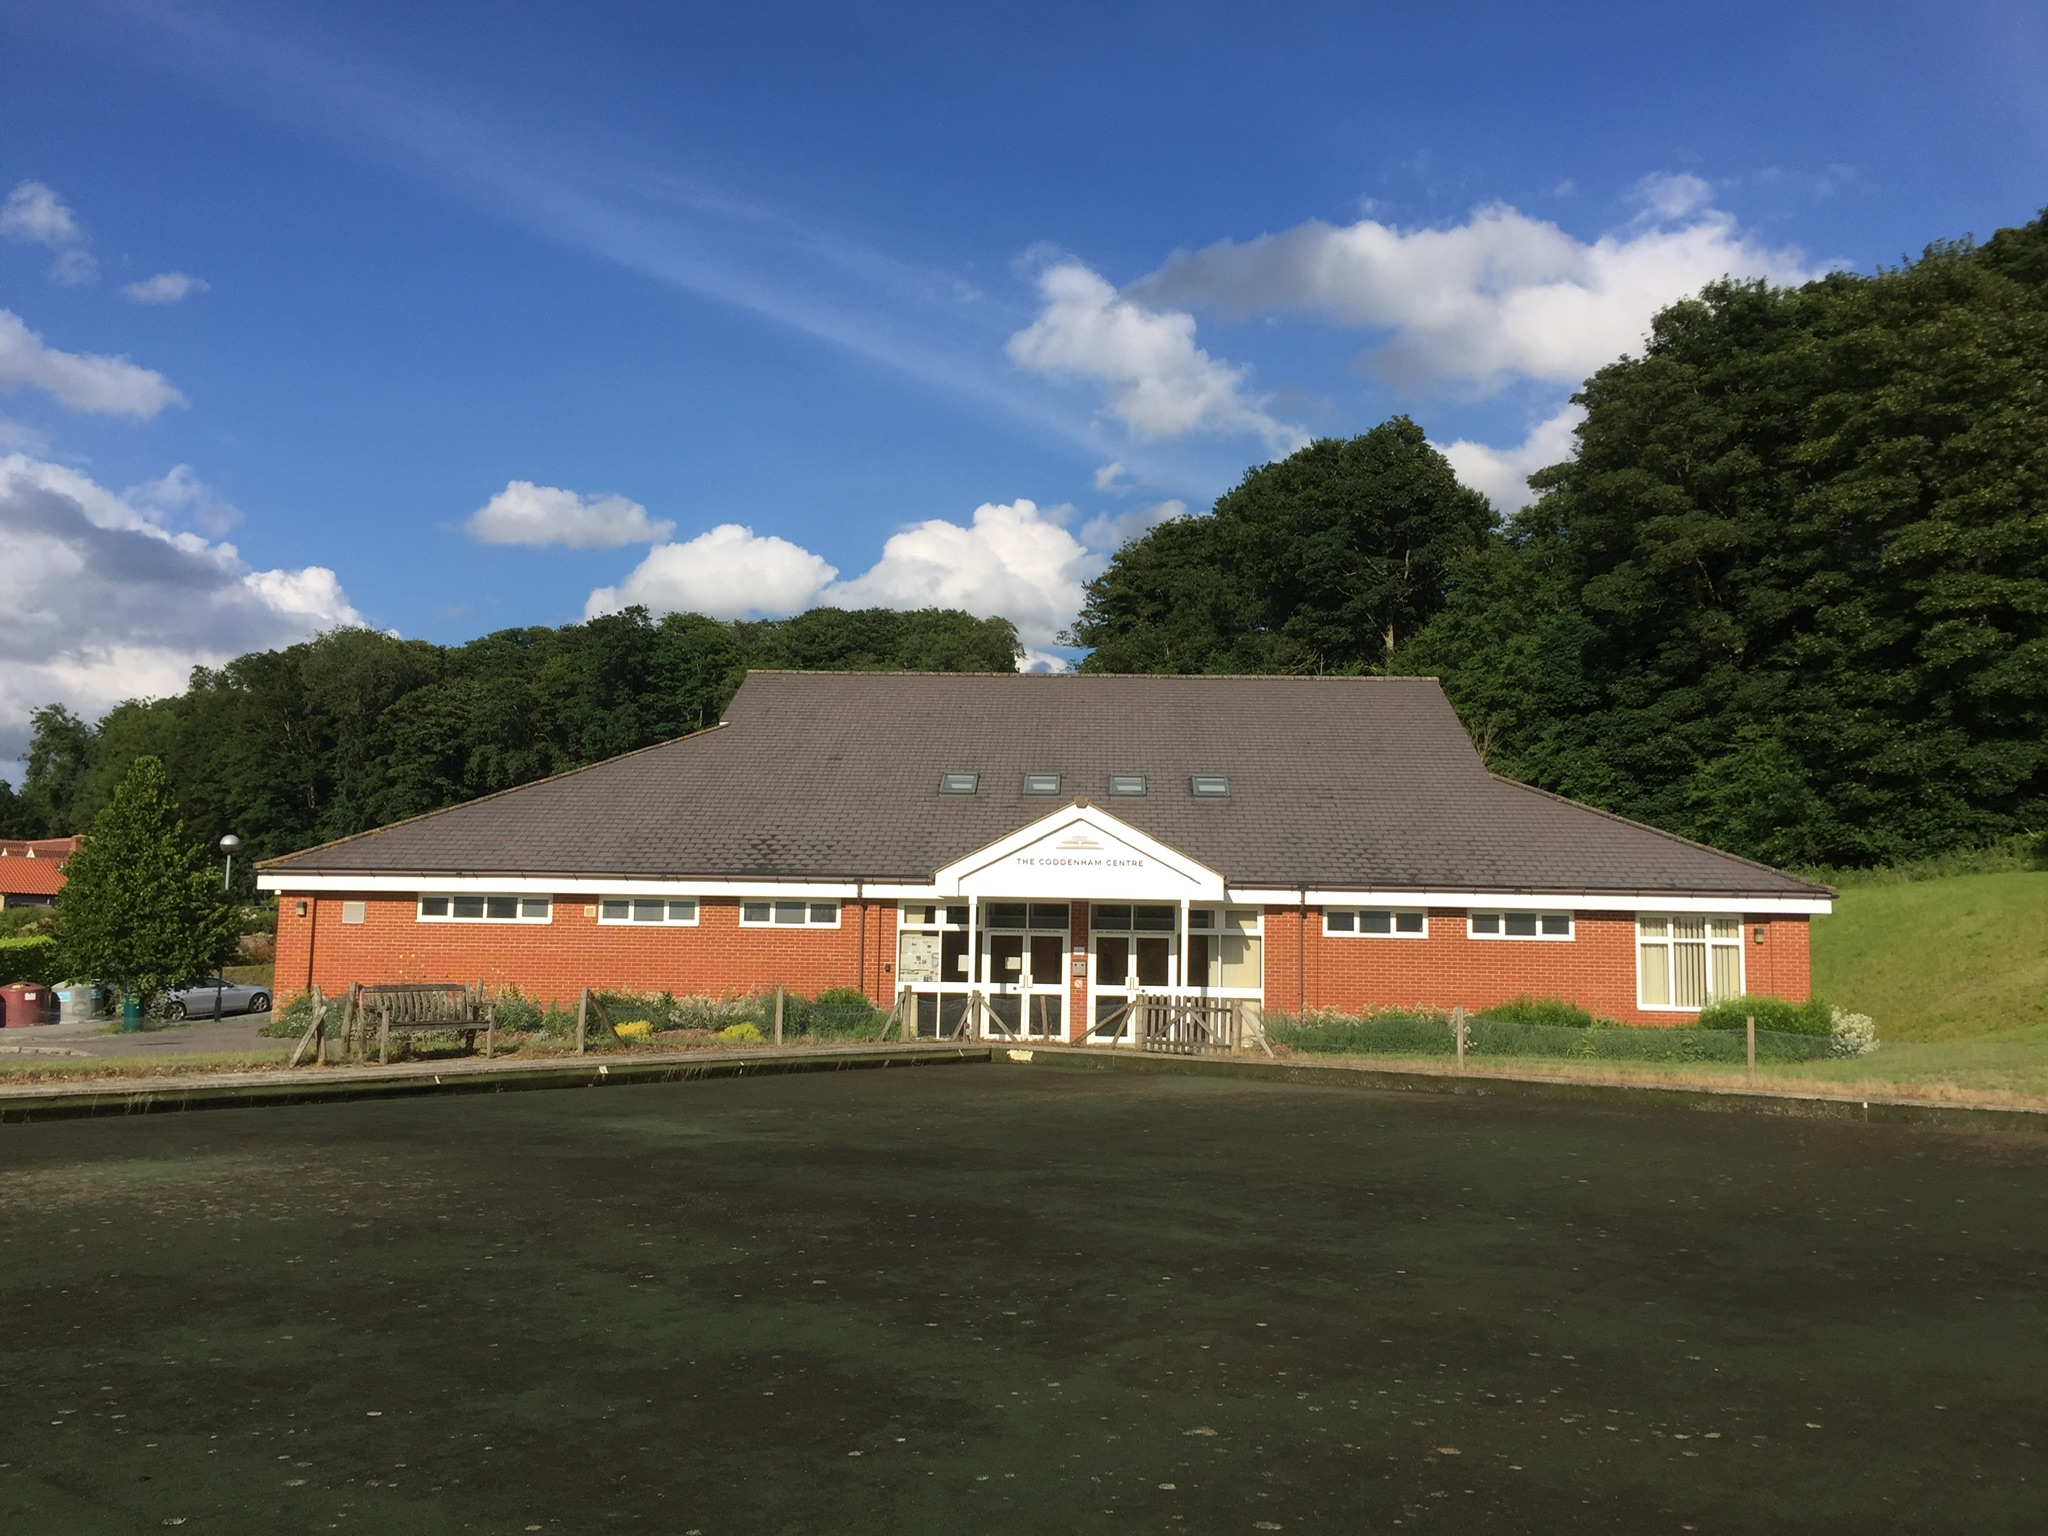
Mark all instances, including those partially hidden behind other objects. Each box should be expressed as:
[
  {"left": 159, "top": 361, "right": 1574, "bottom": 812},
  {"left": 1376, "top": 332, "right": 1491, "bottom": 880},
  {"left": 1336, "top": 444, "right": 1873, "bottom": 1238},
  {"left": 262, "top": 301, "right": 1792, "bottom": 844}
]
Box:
[{"left": 261, "top": 672, "right": 1826, "bottom": 901}]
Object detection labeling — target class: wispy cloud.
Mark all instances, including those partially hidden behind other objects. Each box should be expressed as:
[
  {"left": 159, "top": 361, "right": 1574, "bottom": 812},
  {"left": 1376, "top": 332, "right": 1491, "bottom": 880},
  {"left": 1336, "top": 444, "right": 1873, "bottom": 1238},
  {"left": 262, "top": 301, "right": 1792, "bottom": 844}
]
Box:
[
  {"left": 123, "top": 271, "right": 210, "bottom": 303},
  {"left": 0, "top": 309, "right": 187, "bottom": 417},
  {"left": 51, "top": 0, "right": 1101, "bottom": 456},
  {"left": 0, "top": 181, "right": 83, "bottom": 246}
]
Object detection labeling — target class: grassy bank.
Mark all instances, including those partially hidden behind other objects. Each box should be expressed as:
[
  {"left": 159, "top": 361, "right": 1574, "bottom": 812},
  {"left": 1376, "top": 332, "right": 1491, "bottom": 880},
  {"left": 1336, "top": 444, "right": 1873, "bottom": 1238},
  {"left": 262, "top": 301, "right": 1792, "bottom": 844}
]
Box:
[{"left": 1812, "top": 870, "right": 2048, "bottom": 1041}]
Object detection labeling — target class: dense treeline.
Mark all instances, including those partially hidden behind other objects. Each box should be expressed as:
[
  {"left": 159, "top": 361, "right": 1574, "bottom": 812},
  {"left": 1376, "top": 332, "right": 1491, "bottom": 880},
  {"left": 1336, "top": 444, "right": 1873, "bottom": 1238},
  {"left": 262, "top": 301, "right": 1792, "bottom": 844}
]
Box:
[
  {"left": 0, "top": 606, "right": 1019, "bottom": 877},
  {"left": 1077, "top": 211, "right": 2048, "bottom": 867}
]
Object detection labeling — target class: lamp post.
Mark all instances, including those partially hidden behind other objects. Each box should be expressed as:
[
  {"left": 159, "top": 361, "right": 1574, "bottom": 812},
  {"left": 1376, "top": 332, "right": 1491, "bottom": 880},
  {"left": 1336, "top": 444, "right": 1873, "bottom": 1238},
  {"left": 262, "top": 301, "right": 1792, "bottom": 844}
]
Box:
[{"left": 219, "top": 833, "right": 241, "bottom": 893}]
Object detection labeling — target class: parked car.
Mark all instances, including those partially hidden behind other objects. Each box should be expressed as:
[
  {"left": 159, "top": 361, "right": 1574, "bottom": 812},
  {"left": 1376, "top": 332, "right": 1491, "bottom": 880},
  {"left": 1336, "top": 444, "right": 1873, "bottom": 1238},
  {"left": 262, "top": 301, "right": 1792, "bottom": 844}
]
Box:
[{"left": 164, "top": 976, "right": 271, "bottom": 1019}]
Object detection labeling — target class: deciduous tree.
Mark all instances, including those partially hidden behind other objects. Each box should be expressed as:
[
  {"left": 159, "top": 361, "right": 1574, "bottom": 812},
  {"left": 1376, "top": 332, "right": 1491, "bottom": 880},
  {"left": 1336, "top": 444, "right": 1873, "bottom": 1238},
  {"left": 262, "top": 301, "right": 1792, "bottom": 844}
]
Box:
[{"left": 55, "top": 755, "right": 240, "bottom": 999}]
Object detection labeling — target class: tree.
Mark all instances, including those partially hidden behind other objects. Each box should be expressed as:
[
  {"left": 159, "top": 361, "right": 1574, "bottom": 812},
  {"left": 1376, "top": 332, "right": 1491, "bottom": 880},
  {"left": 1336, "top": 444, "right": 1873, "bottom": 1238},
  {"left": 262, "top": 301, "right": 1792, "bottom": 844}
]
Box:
[
  {"left": 0, "top": 778, "right": 40, "bottom": 839},
  {"left": 1073, "top": 419, "right": 1496, "bottom": 673},
  {"left": 21, "top": 703, "right": 95, "bottom": 834},
  {"left": 54, "top": 756, "right": 240, "bottom": 999},
  {"left": 1408, "top": 210, "right": 2048, "bottom": 865},
  {"left": 13, "top": 602, "right": 1023, "bottom": 872}
]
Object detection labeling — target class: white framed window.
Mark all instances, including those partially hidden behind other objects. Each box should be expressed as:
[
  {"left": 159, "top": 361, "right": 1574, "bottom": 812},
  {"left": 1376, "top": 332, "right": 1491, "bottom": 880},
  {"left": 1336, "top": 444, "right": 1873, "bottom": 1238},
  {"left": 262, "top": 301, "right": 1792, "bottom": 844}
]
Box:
[
  {"left": 1189, "top": 907, "right": 1262, "bottom": 934},
  {"left": 418, "top": 894, "right": 552, "bottom": 923},
  {"left": 598, "top": 898, "right": 699, "bottom": 926},
  {"left": 899, "top": 902, "right": 969, "bottom": 930},
  {"left": 1186, "top": 907, "right": 1262, "bottom": 991},
  {"left": 1638, "top": 915, "right": 1743, "bottom": 1009},
  {"left": 1469, "top": 911, "right": 1572, "bottom": 940},
  {"left": 741, "top": 899, "right": 842, "bottom": 928},
  {"left": 1323, "top": 908, "right": 1425, "bottom": 938}
]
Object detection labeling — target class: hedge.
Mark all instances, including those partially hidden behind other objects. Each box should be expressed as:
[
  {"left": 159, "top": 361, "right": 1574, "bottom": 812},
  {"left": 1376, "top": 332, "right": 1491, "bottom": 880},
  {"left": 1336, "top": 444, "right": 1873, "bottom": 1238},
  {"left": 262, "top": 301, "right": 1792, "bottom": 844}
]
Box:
[{"left": 0, "top": 934, "right": 59, "bottom": 987}]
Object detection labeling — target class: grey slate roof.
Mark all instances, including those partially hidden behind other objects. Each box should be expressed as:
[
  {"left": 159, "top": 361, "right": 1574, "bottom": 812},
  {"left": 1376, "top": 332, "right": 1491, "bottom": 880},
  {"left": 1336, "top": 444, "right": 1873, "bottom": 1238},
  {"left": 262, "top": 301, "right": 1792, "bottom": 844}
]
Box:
[{"left": 262, "top": 671, "right": 1828, "bottom": 899}]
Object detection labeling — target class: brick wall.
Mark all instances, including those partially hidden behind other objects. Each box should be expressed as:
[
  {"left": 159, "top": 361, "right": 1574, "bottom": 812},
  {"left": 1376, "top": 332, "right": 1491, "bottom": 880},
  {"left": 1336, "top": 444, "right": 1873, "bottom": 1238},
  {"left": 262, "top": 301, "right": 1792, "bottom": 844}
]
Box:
[
  {"left": 272, "top": 890, "right": 1811, "bottom": 1024},
  {"left": 273, "top": 893, "right": 900, "bottom": 1008},
  {"left": 1263, "top": 906, "right": 1810, "bottom": 1024}
]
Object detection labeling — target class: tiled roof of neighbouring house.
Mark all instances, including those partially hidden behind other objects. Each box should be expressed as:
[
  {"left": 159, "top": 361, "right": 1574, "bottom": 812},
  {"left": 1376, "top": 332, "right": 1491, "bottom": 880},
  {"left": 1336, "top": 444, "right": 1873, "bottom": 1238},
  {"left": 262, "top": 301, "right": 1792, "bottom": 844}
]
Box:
[
  {"left": 0, "top": 855, "right": 68, "bottom": 897},
  {"left": 259, "top": 671, "right": 1829, "bottom": 899}
]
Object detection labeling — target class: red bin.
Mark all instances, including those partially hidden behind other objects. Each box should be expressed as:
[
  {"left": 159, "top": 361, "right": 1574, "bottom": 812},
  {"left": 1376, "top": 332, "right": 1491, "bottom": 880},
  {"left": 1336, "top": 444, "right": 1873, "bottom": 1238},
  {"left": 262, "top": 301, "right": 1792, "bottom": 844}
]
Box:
[{"left": 1, "top": 983, "right": 57, "bottom": 1027}]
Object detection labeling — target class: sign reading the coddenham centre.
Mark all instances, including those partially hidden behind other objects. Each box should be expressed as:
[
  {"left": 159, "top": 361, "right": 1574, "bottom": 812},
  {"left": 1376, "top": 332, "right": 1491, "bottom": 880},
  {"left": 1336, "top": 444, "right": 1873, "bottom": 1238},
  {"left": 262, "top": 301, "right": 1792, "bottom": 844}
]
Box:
[{"left": 942, "top": 810, "right": 1224, "bottom": 899}]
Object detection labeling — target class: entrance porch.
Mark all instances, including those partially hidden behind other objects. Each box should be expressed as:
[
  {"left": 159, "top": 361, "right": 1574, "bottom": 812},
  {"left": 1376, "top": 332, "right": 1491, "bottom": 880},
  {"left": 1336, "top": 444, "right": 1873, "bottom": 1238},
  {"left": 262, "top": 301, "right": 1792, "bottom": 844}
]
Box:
[{"left": 894, "top": 896, "right": 1266, "bottom": 1050}]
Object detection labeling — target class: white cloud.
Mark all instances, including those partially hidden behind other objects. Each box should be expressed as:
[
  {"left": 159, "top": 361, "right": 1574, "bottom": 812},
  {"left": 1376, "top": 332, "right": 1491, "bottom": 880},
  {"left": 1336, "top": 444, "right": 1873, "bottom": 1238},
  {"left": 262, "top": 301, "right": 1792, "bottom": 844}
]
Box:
[
  {"left": 0, "top": 454, "right": 362, "bottom": 765},
  {"left": 823, "top": 498, "right": 1098, "bottom": 648},
  {"left": 1079, "top": 498, "right": 1186, "bottom": 554},
  {"left": 586, "top": 524, "right": 837, "bottom": 621},
  {"left": 0, "top": 182, "right": 83, "bottom": 247},
  {"left": 0, "top": 309, "right": 187, "bottom": 418},
  {"left": 127, "top": 464, "right": 243, "bottom": 535},
  {"left": 0, "top": 415, "right": 48, "bottom": 454},
  {"left": 1006, "top": 261, "right": 1308, "bottom": 455},
  {"left": 1440, "top": 405, "right": 1585, "bottom": 512},
  {"left": 48, "top": 248, "right": 99, "bottom": 287},
  {"left": 466, "top": 480, "right": 674, "bottom": 548},
  {"left": 586, "top": 497, "right": 1115, "bottom": 649},
  {"left": 1093, "top": 461, "right": 1129, "bottom": 492},
  {"left": 123, "top": 271, "right": 211, "bottom": 304},
  {"left": 1633, "top": 171, "right": 1714, "bottom": 220},
  {"left": 1130, "top": 188, "right": 1818, "bottom": 393}
]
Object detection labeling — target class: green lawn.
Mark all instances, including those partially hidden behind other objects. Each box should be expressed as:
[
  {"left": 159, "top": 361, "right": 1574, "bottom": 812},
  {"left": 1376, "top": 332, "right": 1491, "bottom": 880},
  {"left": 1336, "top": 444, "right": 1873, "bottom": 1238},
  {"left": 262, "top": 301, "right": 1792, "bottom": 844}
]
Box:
[{"left": 1813, "top": 870, "right": 2048, "bottom": 1041}]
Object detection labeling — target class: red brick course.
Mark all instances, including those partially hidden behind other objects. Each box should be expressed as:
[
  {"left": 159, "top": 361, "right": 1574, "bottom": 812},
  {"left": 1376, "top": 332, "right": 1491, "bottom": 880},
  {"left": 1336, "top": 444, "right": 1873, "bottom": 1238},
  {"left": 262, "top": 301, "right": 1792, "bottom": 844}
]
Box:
[
  {"left": 275, "top": 893, "right": 901, "bottom": 1009},
  {"left": 1265, "top": 907, "right": 1810, "bottom": 1024},
  {"left": 273, "top": 891, "right": 1810, "bottom": 1024}
]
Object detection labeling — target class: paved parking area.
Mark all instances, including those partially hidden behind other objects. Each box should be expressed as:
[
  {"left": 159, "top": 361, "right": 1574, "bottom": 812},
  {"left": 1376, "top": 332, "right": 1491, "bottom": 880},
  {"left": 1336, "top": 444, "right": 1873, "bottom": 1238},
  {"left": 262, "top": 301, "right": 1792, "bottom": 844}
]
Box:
[{"left": 0, "top": 1009, "right": 281, "bottom": 1059}]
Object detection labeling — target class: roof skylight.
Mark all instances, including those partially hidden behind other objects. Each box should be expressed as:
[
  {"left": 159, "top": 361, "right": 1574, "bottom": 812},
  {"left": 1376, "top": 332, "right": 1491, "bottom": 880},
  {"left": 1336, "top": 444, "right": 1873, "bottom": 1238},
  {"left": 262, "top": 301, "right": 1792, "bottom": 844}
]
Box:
[
  {"left": 1023, "top": 772, "right": 1061, "bottom": 795},
  {"left": 939, "top": 772, "right": 980, "bottom": 795},
  {"left": 1108, "top": 774, "right": 1147, "bottom": 796},
  {"left": 1191, "top": 774, "right": 1230, "bottom": 798}
]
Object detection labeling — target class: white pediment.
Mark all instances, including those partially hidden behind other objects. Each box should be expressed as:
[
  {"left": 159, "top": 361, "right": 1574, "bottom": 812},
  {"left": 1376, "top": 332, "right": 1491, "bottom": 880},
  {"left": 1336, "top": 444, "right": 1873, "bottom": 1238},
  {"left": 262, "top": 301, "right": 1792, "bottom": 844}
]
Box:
[{"left": 933, "top": 804, "right": 1224, "bottom": 900}]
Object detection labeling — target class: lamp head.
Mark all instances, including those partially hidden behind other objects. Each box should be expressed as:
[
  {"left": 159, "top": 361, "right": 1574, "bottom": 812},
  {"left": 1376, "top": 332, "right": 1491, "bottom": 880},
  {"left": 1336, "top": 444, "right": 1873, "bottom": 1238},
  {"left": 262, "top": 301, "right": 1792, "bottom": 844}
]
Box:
[{"left": 219, "top": 834, "right": 241, "bottom": 853}]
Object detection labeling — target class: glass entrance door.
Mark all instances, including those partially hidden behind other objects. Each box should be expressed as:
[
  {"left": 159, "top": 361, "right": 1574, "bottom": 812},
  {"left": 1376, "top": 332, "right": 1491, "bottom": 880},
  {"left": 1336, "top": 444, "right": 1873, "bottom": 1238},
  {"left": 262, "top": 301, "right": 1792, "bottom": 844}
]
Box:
[
  {"left": 979, "top": 902, "right": 1069, "bottom": 1039},
  {"left": 1088, "top": 903, "right": 1178, "bottom": 1043}
]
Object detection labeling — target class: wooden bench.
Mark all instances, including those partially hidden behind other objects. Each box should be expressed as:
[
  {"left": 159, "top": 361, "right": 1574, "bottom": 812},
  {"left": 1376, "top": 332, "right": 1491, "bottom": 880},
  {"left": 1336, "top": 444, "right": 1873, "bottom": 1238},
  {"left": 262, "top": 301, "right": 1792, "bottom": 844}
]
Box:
[{"left": 360, "top": 983, "right": 496, "bottom": 1064}]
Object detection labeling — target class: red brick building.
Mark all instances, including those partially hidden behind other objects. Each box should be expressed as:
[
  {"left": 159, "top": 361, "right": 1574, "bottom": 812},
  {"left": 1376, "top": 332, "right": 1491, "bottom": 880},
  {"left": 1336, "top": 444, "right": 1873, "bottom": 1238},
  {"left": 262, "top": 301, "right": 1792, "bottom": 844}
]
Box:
[{"left": 259, "top": 673, "right": 1829, "bottom": 1035}]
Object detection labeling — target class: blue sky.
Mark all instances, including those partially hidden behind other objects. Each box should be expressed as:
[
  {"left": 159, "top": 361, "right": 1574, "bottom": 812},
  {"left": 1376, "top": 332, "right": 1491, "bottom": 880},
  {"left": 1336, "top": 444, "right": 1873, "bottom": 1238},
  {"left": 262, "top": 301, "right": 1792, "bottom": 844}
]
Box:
[{"left": 2, "top": 0, "right": 2045, "bottom": 764}]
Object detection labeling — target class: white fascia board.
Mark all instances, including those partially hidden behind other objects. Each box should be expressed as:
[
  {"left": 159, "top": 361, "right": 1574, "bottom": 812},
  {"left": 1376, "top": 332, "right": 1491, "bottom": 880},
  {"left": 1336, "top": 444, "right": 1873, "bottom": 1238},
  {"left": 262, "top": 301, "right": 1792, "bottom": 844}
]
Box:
[
  {"left": 1226, "top": 888, "right": 1831, "bottom": 915},
  {"left": 932, "top": 802, "right": 1224, "bottom": 899},
  {"left": 257, "top": 873, "right": 864, "bottom": 899}
]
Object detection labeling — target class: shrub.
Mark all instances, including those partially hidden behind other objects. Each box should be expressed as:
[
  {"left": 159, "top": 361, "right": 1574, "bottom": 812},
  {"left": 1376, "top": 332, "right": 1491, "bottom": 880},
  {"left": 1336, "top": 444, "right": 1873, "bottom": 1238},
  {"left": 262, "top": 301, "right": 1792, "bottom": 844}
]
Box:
[
  {"left": 1268, "top": 1008, "right": 1457, "bottom": 1056},
  {"left": 812, "top": 986, "right": 874, "bottom": 1008},
  {"left": 0, "top": 905, "right": 55, "bottom": 938},
  {"left": 1695, "top": 995, "right": 1834, "bottom": 1036},
  {"left": 716, "top": 1022, "right": 765, "bottom": 1045},
  {"left": 1830, "top": 1007, "right": 1879, "bottom": 1058},
  {"left": 0, "top": 934, "right": 59, "bottom": 986},
  {"left": 258, "top": 990, "right": 314, "bottom": 1038},
  {"left": 1476, "top": 995, "right": 1597, "bottom": 1029},
  {"left": 489, "top": 985, "right": 580, "bottom": 1036}
]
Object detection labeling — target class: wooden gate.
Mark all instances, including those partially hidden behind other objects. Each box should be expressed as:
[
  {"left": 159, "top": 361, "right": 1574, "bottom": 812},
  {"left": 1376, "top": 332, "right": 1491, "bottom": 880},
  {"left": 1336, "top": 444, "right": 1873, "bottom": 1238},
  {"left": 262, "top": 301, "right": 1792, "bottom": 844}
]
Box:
[{"left": 1136, "top": 995, "right": 1243, "bottom": 1055}]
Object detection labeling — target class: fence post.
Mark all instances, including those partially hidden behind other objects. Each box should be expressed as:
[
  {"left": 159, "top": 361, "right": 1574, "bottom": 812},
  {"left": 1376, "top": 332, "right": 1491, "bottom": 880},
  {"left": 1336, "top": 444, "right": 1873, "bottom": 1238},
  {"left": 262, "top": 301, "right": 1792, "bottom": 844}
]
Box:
[
  {"left": 1453, "top": 1005, "right": 1466, "bottom": 1072},
  {"left": 577, "top": 987, "right": 589, "bottom": 1056},
  {"left": 774, "top": 985, "right": 785, "bottom": 1047},
  {"left": 1746, "top": 1014, "right": 1756, "bottom": 1083}
]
